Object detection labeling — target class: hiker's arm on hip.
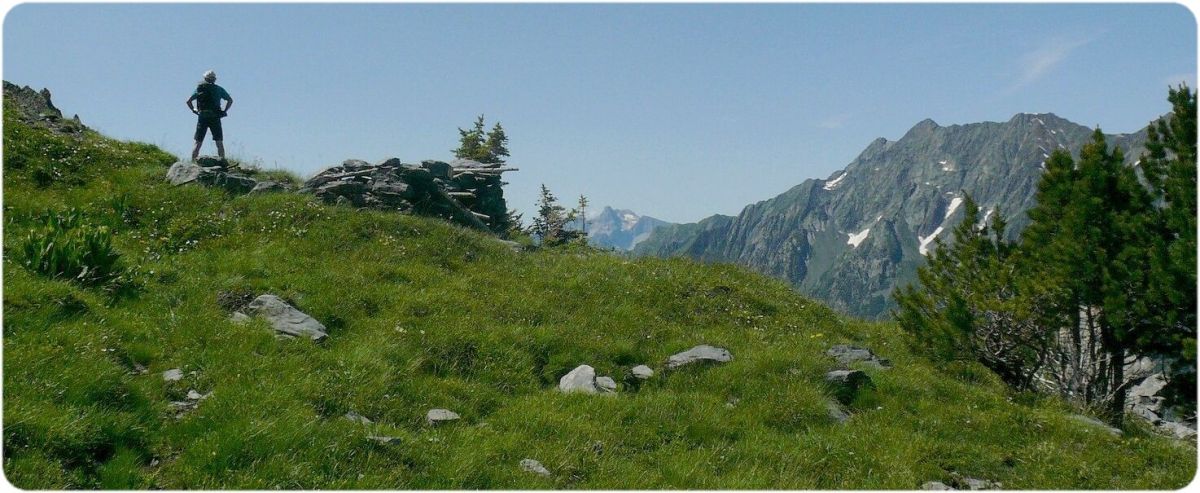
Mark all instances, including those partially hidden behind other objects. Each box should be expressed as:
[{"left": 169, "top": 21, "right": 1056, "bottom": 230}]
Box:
[
  {"left": 222, "top": 98, "right": 233, "bottom": 112},
  {"left": 186, "top": 96, "right": 197, "bottom": 114}
]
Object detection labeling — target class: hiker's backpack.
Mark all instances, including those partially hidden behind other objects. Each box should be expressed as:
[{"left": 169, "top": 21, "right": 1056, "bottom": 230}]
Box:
[{"left": 195, "top": 83, "right": 220, "bottom": 113}]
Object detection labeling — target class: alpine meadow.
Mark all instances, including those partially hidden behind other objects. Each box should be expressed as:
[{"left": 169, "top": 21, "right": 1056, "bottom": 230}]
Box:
[{"left": 2, "top": 3, "right": 1198, "bottom": 490}]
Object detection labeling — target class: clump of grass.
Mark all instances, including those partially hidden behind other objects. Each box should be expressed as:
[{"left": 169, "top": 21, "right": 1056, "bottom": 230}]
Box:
[{"left": 20, "top": 208, "right": 124, "bottom": 286}]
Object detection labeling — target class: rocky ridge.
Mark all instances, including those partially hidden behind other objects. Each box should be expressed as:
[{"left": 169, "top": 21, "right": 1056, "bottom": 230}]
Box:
[{"left": 634, "top": 113, "right": 1150, "bottom": 318}]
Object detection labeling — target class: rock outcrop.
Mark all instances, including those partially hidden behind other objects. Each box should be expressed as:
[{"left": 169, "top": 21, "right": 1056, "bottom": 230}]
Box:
[
  {"left": 299, "top": 158, "right": 513, "bottom": 231},
  {"left": 3, "top": 81, "right": 85, "bottom": 134},
  {"left": 166, "top": 159, "right": 258, "bottom": 194}
]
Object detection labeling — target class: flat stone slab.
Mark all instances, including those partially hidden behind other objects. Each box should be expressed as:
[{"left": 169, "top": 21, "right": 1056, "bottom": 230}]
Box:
[
  {"left": 245, "top": 295, "right": 328, "bottom": 341},
  {"left": 426, "top": 408, "right": 461, "bottom": 425},
  {"left": 665, "top": 345, "right": 732, "bottom": 369},
  {"left": 162, "top": 368, "right": 183, "bottom": 382},
  {"left": 559, "top": 365, "right": 598, "bottom": 394},
  {"left": 520, "top": 458, "right": 551, "bottom": 477}
]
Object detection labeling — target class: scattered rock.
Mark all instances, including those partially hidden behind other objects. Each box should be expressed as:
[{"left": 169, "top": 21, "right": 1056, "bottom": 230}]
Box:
[
  {"left": 1068, "top": 414, "right": 1122, "bottom": 436},
  {"left": 229, "top": 312, "right": 251, "bottom": 324},
  {"left": 665, "top": 345, "right": 733, "bottom": 370},
  {"left": 595, "top": 376, "right": 617, "bottom": 393},
  {"left": 519, "top": 458, "right": 552, "bottom": 477},
  {"left": 921, "top": 481, "right": 954, "bottom": 490},
  {"left": 559, "top": 365, "right": 598, "bottom": 394},
  {"left": 631, "top": 365, "right": 654, "bottom": 380},
  {"left": 1125, "top": 372, "right": 1197, "bottom": 439},
  {"left": 130, "top": 362, "right": 148, "bottom": 375},
  {"left": 949, "top": 473, "right": 1002, "bottom": 490},
  {"left": 827, "top": 344, "right": 892, "bottom": 369},
  {"left": 825, "top": 370, "right": 873, "bottom": 404},
  {"left": 827, "top": 401, "right": 850, "bottom": 423},
  {"left": 162, "top": 368, "right": 184, "bottom": 382},
  {"left": 725, "top": 397, "right": 740, "bottom": 409},
  {"left": 426, "top": 408, "right": 461, "bottom": 425},
  {"left": 344, "top": 411, "right": 373, "bottom": 425},
  {"left": 245, "top": 295, "right": 329, "bottom": 341},
  {"left": 186, "top": 390, "right": 210, "bottom": 401}
]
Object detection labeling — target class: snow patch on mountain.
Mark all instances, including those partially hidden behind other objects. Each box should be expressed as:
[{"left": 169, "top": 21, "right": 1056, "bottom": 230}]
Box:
[
  {"left": 918, "top": 226, "right": 945, "bottom": 256},
  {"left": 823, "top": 172, "right": 848, "bottom": 191},
  {"left": 847, "top": 228, "right": 870, "bottom": 248}
]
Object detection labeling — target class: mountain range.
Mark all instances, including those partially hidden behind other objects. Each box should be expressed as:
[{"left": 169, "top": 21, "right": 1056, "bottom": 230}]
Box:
[
  {"left": 582, "top": 206, "right": 672, "bottom": 251},
  {"left": 633, "top": 113, "right": 1151, "bottom": 318}
]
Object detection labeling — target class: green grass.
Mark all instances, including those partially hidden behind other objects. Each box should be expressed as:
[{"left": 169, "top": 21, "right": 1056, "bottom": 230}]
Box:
[{"left": 2, "top": 106, "right": 1196, "bottom": 489}]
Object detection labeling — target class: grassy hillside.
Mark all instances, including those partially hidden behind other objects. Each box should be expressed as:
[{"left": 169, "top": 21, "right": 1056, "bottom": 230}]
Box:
[{"left": 2, "top": 105, "right": 1195, "bottom": 489}]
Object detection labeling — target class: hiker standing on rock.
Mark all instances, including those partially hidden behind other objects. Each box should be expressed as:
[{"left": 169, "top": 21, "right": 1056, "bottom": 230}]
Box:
[{"left": 186, "top": 70, "right": 233, "bottom": 162}]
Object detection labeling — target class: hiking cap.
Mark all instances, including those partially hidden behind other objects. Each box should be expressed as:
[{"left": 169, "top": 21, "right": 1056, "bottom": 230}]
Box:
[{"left": 203, "top": 70, "right": 217, "bottom": 82}]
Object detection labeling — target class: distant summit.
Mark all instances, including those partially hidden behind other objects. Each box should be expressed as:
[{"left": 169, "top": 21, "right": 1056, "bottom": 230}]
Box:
[{"left": 583, "top": 206, "right": 672, "bottom": 251}]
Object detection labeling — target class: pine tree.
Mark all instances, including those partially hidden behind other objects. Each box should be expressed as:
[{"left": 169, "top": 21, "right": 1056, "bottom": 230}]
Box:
[
  {"left": 453, "top": 115, "right": 488, "bottom": 162},
  {"left": 895, "top": 195, "right": 1049, "bottom": 389},
  {"left": 1138, "top": 84, "right": 1197, "bottom": 407},
  {"left": 1021, "top": 130, "right": 1157, "bottom": 422},
  {"left": 484, "top": 122, "right": 509, "bottom": 165},
  {"left": 453, "top": 115, "right": 509, "bottom": 165},
  {"left": 576, "top": 195, "right": 589, "bottom": 235}
]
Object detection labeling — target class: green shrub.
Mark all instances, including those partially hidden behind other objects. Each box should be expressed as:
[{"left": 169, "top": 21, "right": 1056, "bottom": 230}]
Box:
[{"left": 20, "top": 209, "right": 124, "bottom": 286}]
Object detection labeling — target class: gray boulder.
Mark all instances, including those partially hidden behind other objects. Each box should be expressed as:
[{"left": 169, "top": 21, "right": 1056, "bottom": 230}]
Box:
[
  {"left": 165, "top": 160, "right": 258, "bottom": 193},
  {"left": 519, "top": 458, "right": 551, "bottom": 477},
  {"left": 558, "top": 365, "right": 598, "bottom": 394},
  {"left": 245, "top": 295, "right": 329, "bottom": 341},
  {"left": 166, "top": 161, "right": 209, "bottom": 185},
  {"left": 825, "top": 370, "right": 873, "bottom": 404},
  {"left": 595, "top": 376, "right": 617, "bottom": 393},
  {"left": 827, "top": 344, "right": 891, "bottom": 369},
  {"left": 665, "top": 345, "right": 733, "bottom": 369},
  {"left": 920, "top": 481, "right": 954, "bottom": 490},
  {"left": 631, "top": 365, "right": 654, "bottom": 380},
  {"left": 162, "top": 368, "right": 184, "bottom": 382},
  {"left": 426, "top": 408, "right": 461, "bottom": 425}
]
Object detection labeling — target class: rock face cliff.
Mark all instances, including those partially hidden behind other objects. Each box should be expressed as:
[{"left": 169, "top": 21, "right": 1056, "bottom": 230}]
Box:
[{"left": 634, "top": 113, "right": 1150, "bottom": 318}]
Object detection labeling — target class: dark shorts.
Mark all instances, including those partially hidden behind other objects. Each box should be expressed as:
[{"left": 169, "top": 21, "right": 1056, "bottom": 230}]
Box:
[{"left": 194, "top": 115, "right": 223, "bottom": 142}]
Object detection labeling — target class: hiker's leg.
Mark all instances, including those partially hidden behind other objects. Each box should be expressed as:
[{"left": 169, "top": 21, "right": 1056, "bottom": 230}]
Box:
[
  {"left": 193, "top": 119, "right": 207, "bottom": 161},
  {"left": 211, "top": 120, "right": 225, "bottom": 160}
]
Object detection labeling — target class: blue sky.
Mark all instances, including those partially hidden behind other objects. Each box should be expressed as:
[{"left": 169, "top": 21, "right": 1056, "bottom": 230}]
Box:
[{"left": 4, "top": 3, "right": 1195, "bottom": 223}]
